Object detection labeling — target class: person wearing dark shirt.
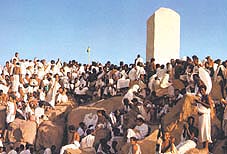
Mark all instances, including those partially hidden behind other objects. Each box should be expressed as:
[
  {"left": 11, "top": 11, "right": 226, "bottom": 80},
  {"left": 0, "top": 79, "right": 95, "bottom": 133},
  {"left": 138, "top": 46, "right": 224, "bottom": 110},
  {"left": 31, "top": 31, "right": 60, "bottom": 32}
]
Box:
[{"left": 176, "top": 116, "right": 199, "bottom": 153}]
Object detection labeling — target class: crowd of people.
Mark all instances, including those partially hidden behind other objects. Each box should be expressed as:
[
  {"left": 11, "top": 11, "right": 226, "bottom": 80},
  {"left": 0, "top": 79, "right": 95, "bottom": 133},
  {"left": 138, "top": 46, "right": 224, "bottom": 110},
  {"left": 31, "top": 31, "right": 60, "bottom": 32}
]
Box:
[{"left": 0, "top": 52, "right": 226, "bottom": 153}]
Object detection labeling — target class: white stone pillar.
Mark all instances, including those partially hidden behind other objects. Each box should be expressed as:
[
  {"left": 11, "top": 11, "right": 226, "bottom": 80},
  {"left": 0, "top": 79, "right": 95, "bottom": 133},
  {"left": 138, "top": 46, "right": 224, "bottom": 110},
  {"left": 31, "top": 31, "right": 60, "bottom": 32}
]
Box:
[{"left": 146, "top": 7, "right": 180, "bottom": 65}]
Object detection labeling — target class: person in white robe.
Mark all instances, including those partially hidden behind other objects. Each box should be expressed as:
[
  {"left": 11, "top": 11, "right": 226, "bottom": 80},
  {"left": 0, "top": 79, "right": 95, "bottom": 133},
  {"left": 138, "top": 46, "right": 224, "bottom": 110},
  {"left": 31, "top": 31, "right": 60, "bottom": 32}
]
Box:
[
  {"left": 56, "top": 87, "right": 68, "bottom": 104},
  {"left": 194, "top": 85, "right": 212, "bottom": 146},
  {"left": 60, "top": 131, "right": 80, "bottom": 154},
  {"left": 122, "top": 84, "right": 141, "bottom": 106},
  {"left": 34, "top": 102, "right": 45, "bottom": 125},
  {"left": 127, "top": 117, "right": 148, "bottom": 142},
  {"left": 80, "top": 129, "right": 96, "bottom": 152},
  {"left": 45, "top": 74, "right": 61, "bottom": 108},
  {"left": 128, "top": 66, "right": 138, "bottom": 81},
  {"left": 135, "top": 54, "right": 144, "bottom": 66},
  {"left": 176, "top": 116, "right": 198, "bottom": 154},
  {"left": 6, "top": 95, "right": 17, "bottom": 124}
]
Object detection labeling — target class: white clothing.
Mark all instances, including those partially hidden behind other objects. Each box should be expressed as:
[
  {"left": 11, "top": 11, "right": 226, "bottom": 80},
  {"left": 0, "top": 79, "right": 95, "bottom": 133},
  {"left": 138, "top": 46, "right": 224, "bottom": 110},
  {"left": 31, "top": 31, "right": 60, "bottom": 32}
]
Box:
[
  {"left": 60, "top": 141, "right": 80, "bottom": 154},
  {"left": 6, "top": 101, "right": 16, "bottom": 123},
  {"left": 43, "top": 148, "right": 51, "bottom": 154},
  {"left": 122, "top": 84, "right": 140, "bottom": 105},
  {"left": 148, "top": 74, "right": 157, "bottom": 92},
  {"left": 135, "top": 57, "right": 143, "bottom": 66},
  {"left": 74, "top": 87, "right": 88, "bottom": 95},
  {"left": 35, "top": 107, "right": 45, "bottom": 124},
  {"left": 24, "top": 104, "right": 34, "bottom": 116},
  {"left": 176, "top": 140, "right": 196, "bottom": 154},
  {"left": 117, "top": 78, "right": 130, "bottom": 89},
  {"left": 24, "top": 149, "right": 31, "bottom": 154},
  {"left": 0, "top": 84, "right": 9, "bottom": 94},
  {"left": 19, "top": 150, "right": 27, "bottom": 154},
  {"left": 197, "top": 103, "right": 212, "bottom": 143},
  {"left": 39, "top": 91, "right": 46, "bottom": 101},
  {"left": 128, "top": 68, "right": 138, "bottom": 81},
  {"left": 109, "top": 112, "right": 117, "bottom": 125},
  {"left": 8, "top": 150, "right": 17, "bottom": 154},
  {"left": 137, "top": 105, "right": 150, "bottom": 122},
  {"left": 156, "top": 68, "right": 166, "bottom": 80},
  {"left": 77, "top": 127, "right": 85, "bottom": 137},
  {"left": 34, "top": 107, "right": 45, "bottom": 119},
  {"left": 160, "top": 73, "right": 172, "bottom": 88},
  {"left": 56, "top": 93, "right": 68, "bottom": 103},
  {"left": 12, "top": 74, "right": 20, "bottom": 92},
  {"left": 127, "top": 123, "right": 148, "bottom": 141},
  {"left": 20, "top": 62, "right": 27, "bottom": 76},
  {"left": 45, "top": 79, "right": 61, "bottom": 107},
  {"left": 83, "top": 113, "right": 98, "bottom": 128},
  {"left": 80, "top": 134, "right": 95, "bottom": 149},
  {"left": 0, "top": 139, "right": 3, "bottom": 147}
]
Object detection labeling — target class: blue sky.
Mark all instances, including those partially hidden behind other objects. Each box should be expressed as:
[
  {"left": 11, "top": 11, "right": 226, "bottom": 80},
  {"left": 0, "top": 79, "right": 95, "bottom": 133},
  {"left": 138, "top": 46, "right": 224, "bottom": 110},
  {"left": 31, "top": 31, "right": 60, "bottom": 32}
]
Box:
[{"left": 0, "top": 0, "right": 226, "bottom": 66}]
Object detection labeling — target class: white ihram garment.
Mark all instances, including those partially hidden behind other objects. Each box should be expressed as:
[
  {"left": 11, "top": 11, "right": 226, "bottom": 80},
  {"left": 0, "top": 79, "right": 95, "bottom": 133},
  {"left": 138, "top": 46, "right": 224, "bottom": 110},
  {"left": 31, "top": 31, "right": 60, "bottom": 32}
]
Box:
[{"left": 197, "top": 103, "right": 212, "bottom": 143}]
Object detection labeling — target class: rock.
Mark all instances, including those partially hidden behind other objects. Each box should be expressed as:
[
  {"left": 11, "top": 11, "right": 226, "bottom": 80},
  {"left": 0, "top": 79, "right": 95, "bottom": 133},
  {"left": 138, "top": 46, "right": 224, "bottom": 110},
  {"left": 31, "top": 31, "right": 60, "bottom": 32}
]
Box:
[
  {"left": 93, "top": 128, "right": 111, "bottom": 148},
  {"left": 64, "top": 148, "right": 82, "bottom": 154},
  {"left": 212, "top": 140, "right": 225, "bottom": 154},
  {"left": 67, "top": 106, "right": 104, "bottom": 128},
  {"left": 122, "top": 109, "right": 138, "bottom": 129},
  {"left": 210, "top": 81, "right": 222, "bottom": 100},
  {"left": 45, "top": 103, "right": 73, "bottom": 122},
  {"left": 0, "top": 106, "right": 6, "bottom": 129},
  {"left": 35, "top": 120, "right": 64, "bottom": 153},
  {"left": 120, "top": 129, "right": 159, "bottom": 154},
  {"left": 163, "top": 97, "right": 186, "bottom": 128},
  {"left": 6, "top": 119, "right": 37, "bottom": 144},
  {"left": 67, "top": 106, "right": 105, "bottom": 144},
  {"left": 91, "top": 96, "right": 124, "bottom": 113},
  {"left": 172, "top": 79, "right": 185, "bottom": 90}
]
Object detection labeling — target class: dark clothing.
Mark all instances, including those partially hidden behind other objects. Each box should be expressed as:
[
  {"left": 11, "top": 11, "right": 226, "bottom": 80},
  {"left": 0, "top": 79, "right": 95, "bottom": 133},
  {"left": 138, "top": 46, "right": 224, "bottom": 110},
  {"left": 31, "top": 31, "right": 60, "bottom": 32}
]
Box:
[{"left": 183, "top": 125, "right": 199, "bottom": 143}]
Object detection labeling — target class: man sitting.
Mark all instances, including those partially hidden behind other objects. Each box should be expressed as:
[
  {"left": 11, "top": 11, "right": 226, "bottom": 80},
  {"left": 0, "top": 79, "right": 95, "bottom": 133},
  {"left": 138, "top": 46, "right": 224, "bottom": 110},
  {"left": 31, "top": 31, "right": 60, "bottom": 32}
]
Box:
[
  {"left": 126, "top": 117, "right": 148, "bottom": 142},
  {"left": 176, "top": 116, "right": 199, "bottom": 154},
  {"left": 60, "top": 127, "right": 80, "bottom": 154}
]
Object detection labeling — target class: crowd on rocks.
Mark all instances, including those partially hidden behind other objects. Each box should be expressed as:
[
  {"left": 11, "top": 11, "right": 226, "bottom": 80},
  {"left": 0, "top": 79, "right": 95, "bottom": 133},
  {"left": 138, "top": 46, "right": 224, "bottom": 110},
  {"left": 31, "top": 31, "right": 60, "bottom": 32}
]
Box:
[{"left": 0, "top": 52, "right": 226, "bottom": 154}]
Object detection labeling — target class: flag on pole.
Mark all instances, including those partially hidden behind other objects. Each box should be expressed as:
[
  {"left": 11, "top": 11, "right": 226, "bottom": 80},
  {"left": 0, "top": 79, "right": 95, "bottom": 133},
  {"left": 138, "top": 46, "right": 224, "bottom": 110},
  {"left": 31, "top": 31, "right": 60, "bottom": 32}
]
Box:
[
  {"left": 87, "top": 46, "right": 91, "bottom": 64},
  {"left": 87, "top": 46, "right": 90, "bottom": 53}
]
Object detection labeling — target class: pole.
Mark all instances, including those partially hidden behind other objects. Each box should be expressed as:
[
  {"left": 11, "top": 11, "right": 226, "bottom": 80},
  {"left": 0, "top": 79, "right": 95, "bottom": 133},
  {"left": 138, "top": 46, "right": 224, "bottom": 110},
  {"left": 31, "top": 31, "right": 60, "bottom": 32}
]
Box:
[{"left": 87, "top": 46, "right": 90, "bottom": 64}]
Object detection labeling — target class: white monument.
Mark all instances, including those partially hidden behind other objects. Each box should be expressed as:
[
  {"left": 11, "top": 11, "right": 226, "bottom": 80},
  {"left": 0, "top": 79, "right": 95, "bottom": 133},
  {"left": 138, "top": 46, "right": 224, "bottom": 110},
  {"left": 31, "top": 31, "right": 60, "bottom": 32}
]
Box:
[{"left": 146, "top": 7, "right": 180, "bottom": 64}]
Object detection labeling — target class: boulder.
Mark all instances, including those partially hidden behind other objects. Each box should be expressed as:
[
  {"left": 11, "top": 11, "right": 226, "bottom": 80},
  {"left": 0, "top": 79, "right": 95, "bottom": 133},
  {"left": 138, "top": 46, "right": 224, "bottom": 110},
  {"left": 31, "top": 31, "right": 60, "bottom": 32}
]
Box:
[
  {"left": 35, "top": 120, "right": 64, "bottom": 153},
  {"left": 6, "top": 119, "right": 37, "bottom": 144},
  {"left": 212, "top": 140, "right": 225, "bottom": 154},
  {"left": 64, "top": 148, "right": 82, "bottom": 154},
  {"left": 67, "top": 106, "right": 105, "bottom": 143},
  {"left": 0, "top": 106, "right": 6, "bottom": 129},
  {"left": 172, "top": 79, "right": 185, "bottom": 90},
  {"left": 45, "top": 103, "right": 73, "bottom": 122},
  {"left": 163, "top": 97, "right": 186, "bottom": 128},
  {"left": 91, "top": 96, "right": 124, "bottom": 113},
  {"left": 210, "top": 81, "right": 222, "bottom": 100},
  {"left": 122, "top": 109, "right": 138, "bottom": 129},
  {"left": 67, "top": 106, "right": 104, "bottom": 128},
  {"left": 120, "top": 129, "right": 159, "bottom": 154}
]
